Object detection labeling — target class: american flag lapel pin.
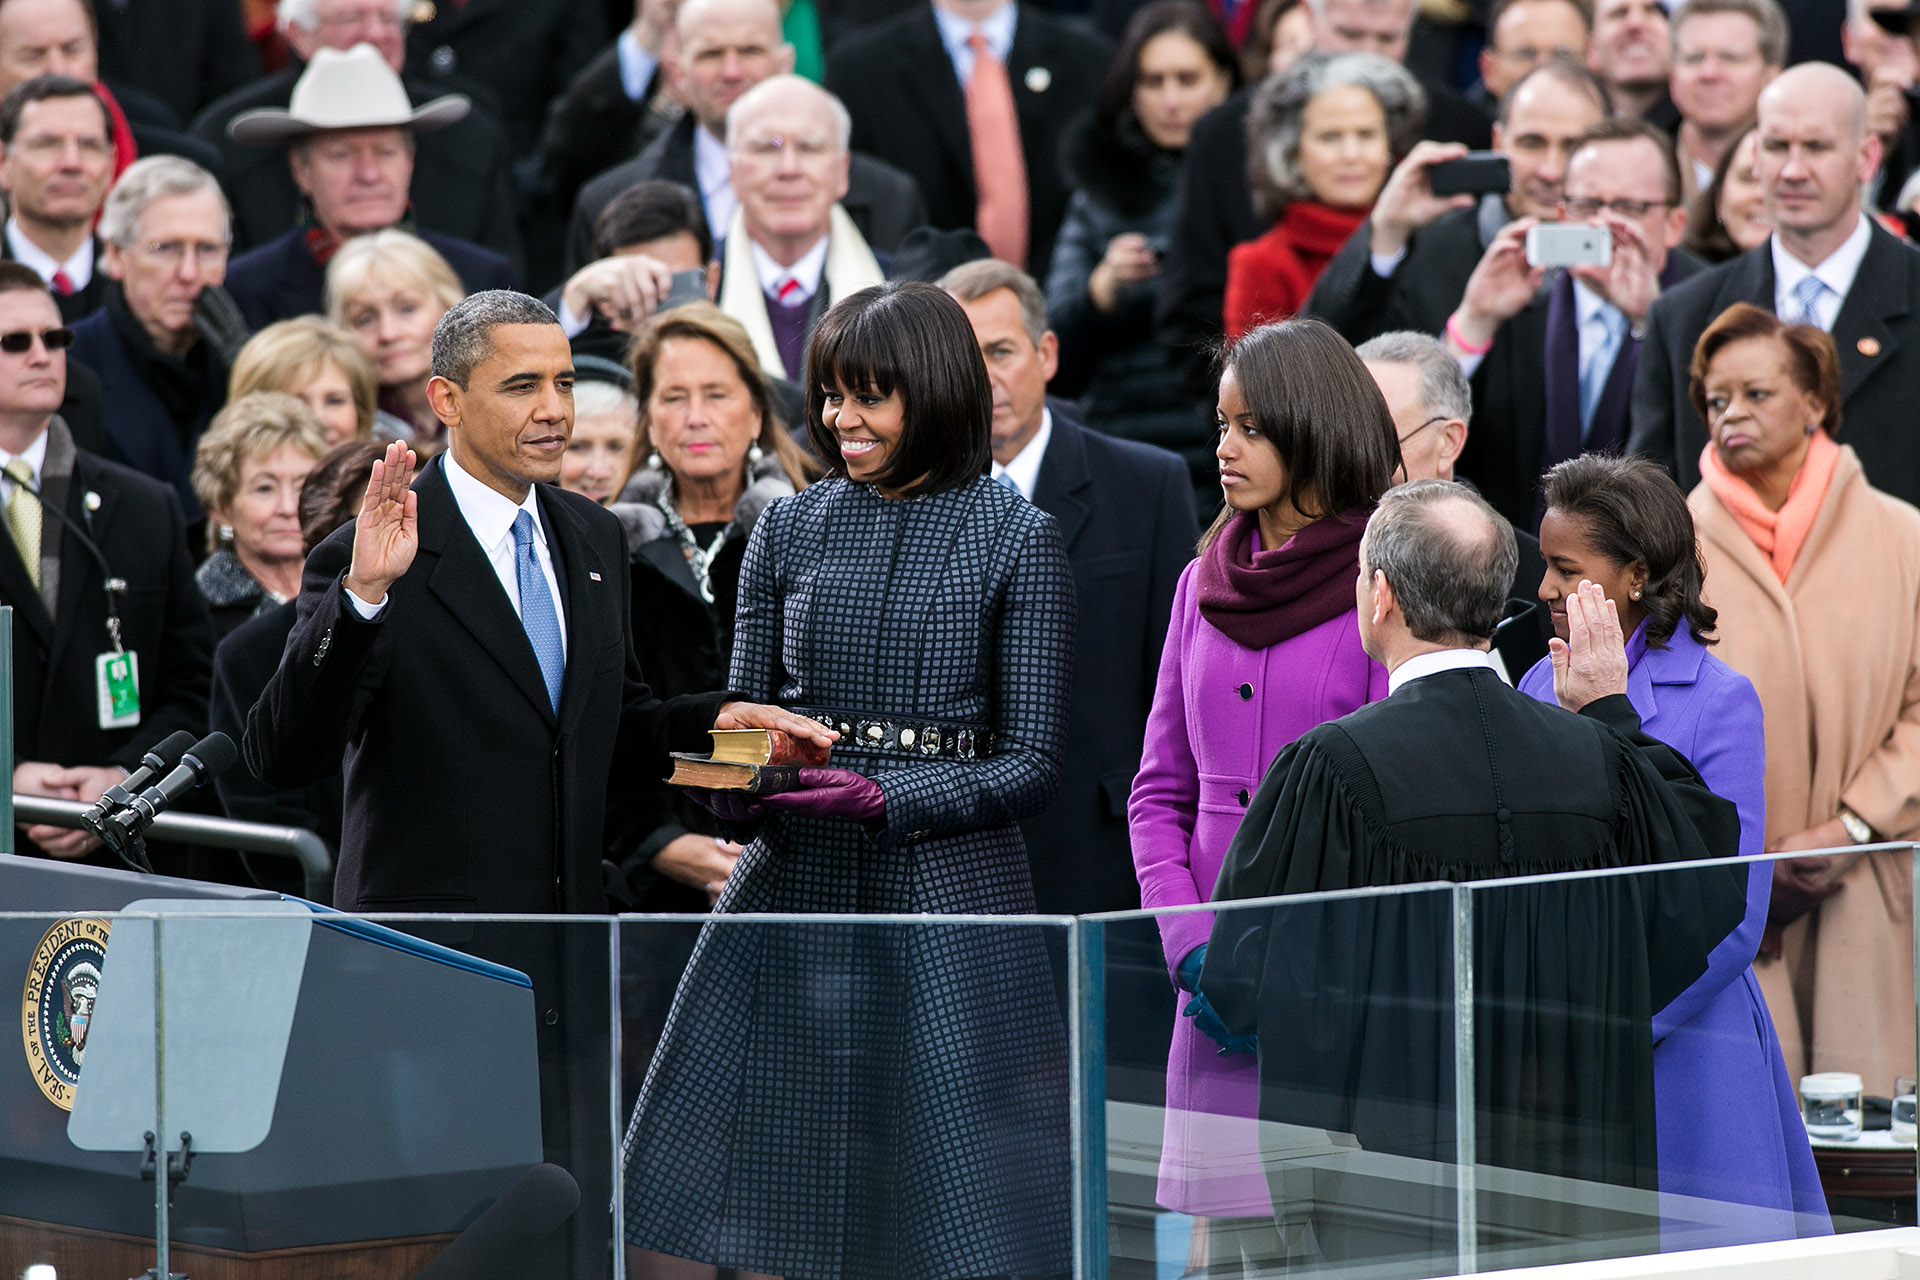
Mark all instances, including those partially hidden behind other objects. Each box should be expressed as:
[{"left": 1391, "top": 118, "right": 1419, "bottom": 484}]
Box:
[{"left": 589, "top": 571, "right": 602, "bottom": 582}]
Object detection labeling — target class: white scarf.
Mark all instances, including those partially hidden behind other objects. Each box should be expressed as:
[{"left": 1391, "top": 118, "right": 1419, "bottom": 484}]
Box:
[{"left": 719, "top": 202, "right": 884, "bottom": 380}]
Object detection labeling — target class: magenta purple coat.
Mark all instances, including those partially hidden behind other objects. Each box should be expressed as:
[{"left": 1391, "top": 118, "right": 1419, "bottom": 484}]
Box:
[
  {"left": 1129, "top": 559, "right": 1388, "bottom": 1214},
  {"left": 1521, "top": 625, "right": 1828, "bottom": 1240}
]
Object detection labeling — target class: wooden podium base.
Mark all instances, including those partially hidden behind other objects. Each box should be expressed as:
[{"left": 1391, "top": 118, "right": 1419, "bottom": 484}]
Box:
[{"left": 0, "top": 1213, "right": 454, "bottom": 1278}]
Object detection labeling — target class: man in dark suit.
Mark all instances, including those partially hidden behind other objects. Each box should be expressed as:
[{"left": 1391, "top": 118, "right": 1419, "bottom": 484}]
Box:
[
  {"left": 0, "top": 75, "right": 113, "bottom": 323},
  {"left": 243, "top": 292, "right": 829, "bottom": 1276},
  {"left": 188, "top": 0, "right": 521, "bottom": 265},
  {"left": 540, "top": 0, "right": 684, "bottom": 217},
  {"left": 1303, "top": 59, "right": 1611, "bottom": 351},
  {"left": 1629, "top": 62, "right": 1920, "bottom": 505},
  {"left": 1442, "top": 118, "right": 1698, "bottom": 530},
  {"left": 825, "top": 0, "right": 1111, "bottom": 283},
  {"left": 940, "top": 257, "right": 1197, "bottom": 915},
  {"left": 92, "top": 0, "right": 259, "bottom": 125},
  {"left": 568, "top": 0, "right": 928, "bottom": 273},
  {"left": 0, "top": 262, "right": 213, "bottom": 864},
  {"left": 403, "top": 0, "right": 607, "bottom": 160},
  {"left": 1156, "top": 0, "right": 1496, "bottom": 401},
  {"left": 217, "top": 45, "right": 515, "bottom": 329}
]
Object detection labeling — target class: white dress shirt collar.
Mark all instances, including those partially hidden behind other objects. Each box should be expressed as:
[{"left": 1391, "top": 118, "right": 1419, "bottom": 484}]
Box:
[
  {"left": 693, "top": 126, "right": 737, "bottom": 247},
  {"left": 444, "top": 447, "right": 545, "bottom": 557},
  {"left": 6, "top": 218, "right": 92, "bottom": 291},
  {"left": 749, "top": 233, "right": 830, "bottom": 303},
  {"left": 933, "top": 0, "right": 1017, "bottom": 85},
  {"left": 0, "top": 424, "right": 49, "bottom": 496},
  {"left": 990, "top": 408, "right": 1052, "bottom": 499},
  {"left": 1771, "top": 214, "right": 1872, "bottom": 331},
  {"left": 1387, "top": 646, "right": 1503, "bottom": 697}
]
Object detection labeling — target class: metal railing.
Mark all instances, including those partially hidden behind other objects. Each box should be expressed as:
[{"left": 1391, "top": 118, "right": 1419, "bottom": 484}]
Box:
[{"left": 12, "top": 795, "right": 332, "bottom": 901}]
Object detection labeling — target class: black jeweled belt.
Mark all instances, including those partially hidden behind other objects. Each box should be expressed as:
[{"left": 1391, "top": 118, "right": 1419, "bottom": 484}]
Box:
[{"left": 791, "top": 706, "right": 997, "bottom": 760}]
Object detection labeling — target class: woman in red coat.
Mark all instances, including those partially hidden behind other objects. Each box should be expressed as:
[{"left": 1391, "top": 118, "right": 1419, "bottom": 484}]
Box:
[{"left": 1224, "top": 51, "right": 1424, "bottom": 339}]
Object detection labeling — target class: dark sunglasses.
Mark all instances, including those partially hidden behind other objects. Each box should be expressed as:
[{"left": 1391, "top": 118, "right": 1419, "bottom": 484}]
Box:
[{"left": 0, "top": 327, "right": 73, "bottom": 354}]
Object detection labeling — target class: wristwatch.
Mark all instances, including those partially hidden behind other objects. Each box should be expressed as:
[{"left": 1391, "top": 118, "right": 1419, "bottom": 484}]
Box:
[{"left": 1838, "top": 807, "right": 1875, "bottom": 845}]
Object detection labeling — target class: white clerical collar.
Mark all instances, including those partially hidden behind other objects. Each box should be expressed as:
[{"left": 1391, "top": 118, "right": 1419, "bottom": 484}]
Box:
[
  {"left": 1387, "top": 646, "right": 1502, "bottom": 696},
  {"left": 1772, "top": 214, "right": 1871, "bottom": 311},
  {"left": 990, "top": 407, "right": 1051, "bottom": 499},
  {"left": 749, "top": 232, "right": 829, "bottom": 303},
  {"left": 6, "top": 217, "right": 92, "bottom": 290},
  {"left": 443, "top": 447, "right": 546, "bottom": 558}
]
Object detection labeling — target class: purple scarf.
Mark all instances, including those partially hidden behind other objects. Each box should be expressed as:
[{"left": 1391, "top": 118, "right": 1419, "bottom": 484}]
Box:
[{"left": 1196, "top": 509, "right": 1367, "bottom": 649}]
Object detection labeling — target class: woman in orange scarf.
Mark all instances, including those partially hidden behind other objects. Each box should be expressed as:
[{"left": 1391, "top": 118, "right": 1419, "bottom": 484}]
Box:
[
  {"left": 1222, "top": 51, "right": 1423, "bottom": 341},
  {"left": 1688, "top": 302, "right": 1920, "bottom": 1095}
]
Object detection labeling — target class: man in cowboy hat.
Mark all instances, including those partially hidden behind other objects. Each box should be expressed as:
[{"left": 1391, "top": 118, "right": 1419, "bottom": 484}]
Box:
[{"left": 217, "top": 43, "right": 514, "bottom": 331}]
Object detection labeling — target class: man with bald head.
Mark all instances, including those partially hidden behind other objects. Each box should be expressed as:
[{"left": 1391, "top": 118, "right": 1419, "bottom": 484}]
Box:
[
  {"left": 1630, "top": 61, "right": 1920, "bottom": 505},
  {"left": 568, "top": 0, "right": 926, "bottom": 273},
  {"left": 716, "top": 75, "right": 885, "bottom": 381}
]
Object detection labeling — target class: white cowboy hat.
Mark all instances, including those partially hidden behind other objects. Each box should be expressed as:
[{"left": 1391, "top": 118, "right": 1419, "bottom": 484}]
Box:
[{"left": 228, "top": 43, "right": 469, "bottom": 145}]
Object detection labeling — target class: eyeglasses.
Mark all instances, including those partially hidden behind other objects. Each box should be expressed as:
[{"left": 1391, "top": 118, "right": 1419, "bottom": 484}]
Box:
[
  {"left": 1398, "top": 415, "right": 1449, "bottom": 447},
  {"left": 138, "top": 240, "right": 230, "bottom": 268},
  {"left": 0, "top": 327, "right": 74, "bottom": 354},
  {"left": 314, "top": 5, "right": 404, "bottom": 29},
  {"left": 735, "top": 134, "right": 837, "bottom": 160},
  {"left": 1562, "top": 197, "right": 1672, "bottom": 219}
]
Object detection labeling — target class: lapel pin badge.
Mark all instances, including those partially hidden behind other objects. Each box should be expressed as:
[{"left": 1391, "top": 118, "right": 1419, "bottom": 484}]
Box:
[
  {"left": 1025, "top": 66, "right": 1051, "bottom": 93},
  {"left": 1858, "top": 337, "right": 1882, "bottom": 356},
  {"left": 589, "top": 571, "right": 602, "bottom": 582},
  {"left": 83, "top": 491, "right": 101, "bottom": 511}
]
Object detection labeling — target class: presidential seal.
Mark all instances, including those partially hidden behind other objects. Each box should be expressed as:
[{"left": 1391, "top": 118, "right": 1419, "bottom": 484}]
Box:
[{"left": 20, "top": 916, "right": 111, "bottom": 1110}]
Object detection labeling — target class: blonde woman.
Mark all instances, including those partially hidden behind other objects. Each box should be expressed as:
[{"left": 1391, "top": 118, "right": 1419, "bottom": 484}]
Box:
[
  {"left": 190, "top": 391, "right": 329, "bottom": 641},
  {"left": 229, "top": 316, "right": 391, "bottom": 445},
  {"left": 325, "top": 230, "right": 464, "bottom": 443}
]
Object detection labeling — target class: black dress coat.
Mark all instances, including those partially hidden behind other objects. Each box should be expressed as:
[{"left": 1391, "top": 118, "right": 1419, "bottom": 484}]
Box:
[
  {"left": 823, "top": 5, "right": 1112, "bottom": 283},
  {"left": 1628, "top": 222, "right": 1920, "bottom": 505},
  {"left": 1304, "top": 198, "right": 1501, "bottom": 346},
  {"left": 242, "top": 453, "right": 726, "bottom": 914},
  {"left": 1156, "top": 79, "right": 1493, "bottom": 401},
  {"left": 1201, "top": 669, "right": 1746, "bottom": 1243},
  {"left": 188, "top": 65, "right": 524, "bottom": 266},
  {"left": 565, "top": 114, "right": 929, "bottom": 272},
  {"left": 94, "top": 0, "right": 260, "bottom": 125},
  {"left": 0, "top": 423, "right": 214, "bottom": 861},
  {"left": 404, "top": 0, "right": 609, "bottom": 159},
  {"left": 221, "top": 226, "right": 517, "bottom": 331},
  {"left": 1461, "top": 252, "right": 1701, "bottom": 531},
  {"left": 540, "top": 39, "right": 681, "bottom": 216},
  {"left": 1022, "top": 405, "right": 1196, "bottom": 915}
]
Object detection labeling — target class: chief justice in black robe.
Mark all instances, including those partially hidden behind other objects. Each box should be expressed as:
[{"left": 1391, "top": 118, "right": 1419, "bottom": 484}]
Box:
[{"left": 1199, "top": 482, "right": 1747, "bottom": 1253}]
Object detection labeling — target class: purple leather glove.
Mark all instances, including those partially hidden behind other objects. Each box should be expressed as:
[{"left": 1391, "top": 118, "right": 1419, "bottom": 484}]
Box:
[
  {"left": 759, "top": 767, "right": 886, "bottom": 820},
  {"left": 684, "top": 789, "right": 765, "bottom": 824}
]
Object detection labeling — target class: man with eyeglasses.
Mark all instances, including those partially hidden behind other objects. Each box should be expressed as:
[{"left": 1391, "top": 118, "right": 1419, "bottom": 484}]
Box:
[
  {"left": 1473, "top": 0, "right": 1592, "bottom": 112},
  {"left": 716, "top": 75, "right": 885, "bottom": 381},
  {"left": 1305, "top": 58, "right": 1608, "bottom": 348},
  {"left": 188, "top": 0, "right": 520, "bottom": 268},
  {"left": 1631, "top": 62, "right": 1920, "bottom": 507},
  {"left": 1440, "top": 118, "right": 1695, "bottom": 531},
  {"left": 68, "top": 155, "right": 240, "bottom": 522},
  {"left": 0, "top": 258, "right": 213, "bottom": 865},
  {"left": 0, "top": 74, "right": 112, "bottom": 322},
  {"left": 1358, "top": 328, "right": 1551, "bottom": 679}
]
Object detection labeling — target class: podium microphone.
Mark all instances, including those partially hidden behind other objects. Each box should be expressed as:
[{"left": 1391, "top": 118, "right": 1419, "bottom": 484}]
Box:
[
  {"left": 107, "top": 732, "right": 238, "bottom": 843},
  {"left": 80, "top": 730, "right": 197, "bottom": 832},
  {"left": 413, "top": 1163, "right": 580, "bottom": 1280}
]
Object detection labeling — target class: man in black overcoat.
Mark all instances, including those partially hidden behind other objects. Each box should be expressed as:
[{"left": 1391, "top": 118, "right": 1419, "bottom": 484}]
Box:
[
  {"left": 0, "top": 264, "right": 213, "bottom": 865},
  {"left": 1198, "top": 482, "right": 1744, "bottom": 1262},
  {"left": 1629, "top": 62, "right": 1920, "bottom": 508}
]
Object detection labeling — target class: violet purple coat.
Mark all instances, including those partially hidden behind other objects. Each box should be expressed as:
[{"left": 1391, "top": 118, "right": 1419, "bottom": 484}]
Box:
[
  {"left": 1129, "top": 560, "right": 1388, "bottom": 1214},
  {"left": 1521, "top": 624, "right": 1828, "bottom": 1240}
]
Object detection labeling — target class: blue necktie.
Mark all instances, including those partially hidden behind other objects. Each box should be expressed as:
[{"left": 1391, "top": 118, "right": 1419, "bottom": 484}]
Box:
[
  {"left": 1578, "top": 307, "right": 1626, "bottom": 441},
  {"left": 1792, "top": 276, "right": 1828, "bottom": 329},
  {"left": 512, "top": 510, "right": 565, "bottom": 713}
]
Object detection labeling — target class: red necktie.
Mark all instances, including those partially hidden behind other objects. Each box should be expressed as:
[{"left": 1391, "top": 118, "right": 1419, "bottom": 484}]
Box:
[
  {"left": 49, "top": 270, "right": 72, "bottom": 296},
  {"left": 776, "top": 277, "right": 802, "bottom": 305},
  {"left": 965, "top": 32, "right": 1029, "bottom": 268}
]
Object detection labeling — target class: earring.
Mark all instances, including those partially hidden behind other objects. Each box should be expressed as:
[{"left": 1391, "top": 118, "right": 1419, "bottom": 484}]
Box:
[
  {"left": 1630, "top": 588, "right": 1642, "bottom": 600},
  {"left": 645, "top": 451, "right": 662, "bottom": 470},
  {"left": 217, "top": 524, "right": 233, "bottom": 543},
  {"left": 747, "top": 443, "right": 765, "bottom": 465}
]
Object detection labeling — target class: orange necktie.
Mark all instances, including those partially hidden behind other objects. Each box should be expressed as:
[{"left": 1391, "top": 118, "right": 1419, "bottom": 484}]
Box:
[{"left": 965, "top": 31, "right": 1029, "bottom": 268}]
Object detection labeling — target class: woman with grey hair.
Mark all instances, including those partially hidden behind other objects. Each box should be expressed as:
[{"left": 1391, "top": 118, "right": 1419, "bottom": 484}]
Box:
[{"left": 1223, "top": 51, "right": 1424, "bottom": 339}]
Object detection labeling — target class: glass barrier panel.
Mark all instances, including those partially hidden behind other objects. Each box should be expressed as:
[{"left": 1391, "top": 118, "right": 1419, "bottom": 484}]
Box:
[
  {"left": 1455, "top": 847, "right": 1901, "bottom": 1276},
  {"left": 614, "top": 911, "right": 1077, "bottom": 1280},
  {"left": 1081, "top": 884, "right": 1468, "bottom": 1280}
]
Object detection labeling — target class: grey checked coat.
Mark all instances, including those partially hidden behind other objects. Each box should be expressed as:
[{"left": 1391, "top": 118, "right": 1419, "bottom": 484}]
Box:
[{"left": 622, "top": 476, "right": 1078, "bottom": 1279}]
